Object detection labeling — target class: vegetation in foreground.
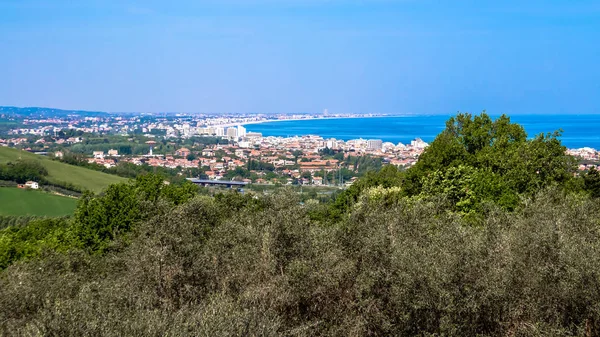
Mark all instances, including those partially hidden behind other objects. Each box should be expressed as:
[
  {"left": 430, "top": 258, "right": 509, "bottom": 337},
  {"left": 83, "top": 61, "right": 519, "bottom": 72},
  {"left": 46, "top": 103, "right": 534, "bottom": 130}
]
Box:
[
  {"left": 0, "top": 147, "right": 126, "bottom": 193},
  {"left": 2, "top": 112, "right": 600, "bottom": 336},
  {"left": 0, "top": 188, "right": 77, "bottom": 216}
]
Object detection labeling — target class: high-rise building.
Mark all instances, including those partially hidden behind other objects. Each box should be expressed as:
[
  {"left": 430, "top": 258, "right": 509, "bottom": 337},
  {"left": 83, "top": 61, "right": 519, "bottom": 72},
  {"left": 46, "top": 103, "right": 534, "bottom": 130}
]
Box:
[
  {"left": 367, "top": 139, "right": 383, "bottom": 151},
  {"left": 226, "top": 127, "right": 238, "bottom": 139},
  {"left": 182, "top": 123, "right": 191, "bottom": 137},
  {"left": 237, "top": 125, "right": 246, "bottom": 137},
  {"left": 215, "top": 127, "right": 225, "bottom": 137}
]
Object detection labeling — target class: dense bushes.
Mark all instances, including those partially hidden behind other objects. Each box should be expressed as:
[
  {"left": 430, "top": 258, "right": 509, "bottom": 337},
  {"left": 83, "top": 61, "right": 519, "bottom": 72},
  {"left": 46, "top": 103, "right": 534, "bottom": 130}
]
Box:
[
  {"left": 41, "top": 184, "right": 83, "bottom": 197},
  {"left": 0, "top": 175, "right": 199, "bottom": 268},
  {"left": 0, "top": 217, "right": 73, "bottom": 269},
  {"left": 331, "top": 113, "right": 579, "bottom": 216},
  {"left": 403, "top": 113, "right": 577, "bottom": 207},
  {"left": 0, "top": 160, "right": 48, "bottom": 184},
  {"left": 0, "top": 215, "right": 42, "bottom": 230},
  {"left": 2, "top": 189, "right": 600, "bottom": 335}
]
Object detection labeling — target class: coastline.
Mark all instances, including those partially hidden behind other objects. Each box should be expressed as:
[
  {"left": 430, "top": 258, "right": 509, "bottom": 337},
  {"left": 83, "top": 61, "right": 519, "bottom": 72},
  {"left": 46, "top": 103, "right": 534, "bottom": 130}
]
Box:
[
  {"left": 237, "top": 114, "right": 600, "bottom": 150},
  {"left": 203, "top": 115, "right": 400, "bottom": 129},
  {"left": 240, "top": 115, "right": 404, "bottom": 126}
]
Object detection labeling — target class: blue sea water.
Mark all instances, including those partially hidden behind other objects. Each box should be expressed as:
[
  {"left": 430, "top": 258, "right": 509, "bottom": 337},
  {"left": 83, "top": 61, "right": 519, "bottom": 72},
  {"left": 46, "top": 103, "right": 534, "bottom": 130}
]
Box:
[{"left": 245, "top": 115, "right": 600, "bottom": 149}]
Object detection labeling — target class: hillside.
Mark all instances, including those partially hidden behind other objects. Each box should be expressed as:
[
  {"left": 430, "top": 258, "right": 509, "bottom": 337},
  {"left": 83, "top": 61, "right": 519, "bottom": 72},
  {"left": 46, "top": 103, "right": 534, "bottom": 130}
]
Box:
[
  {"left": 0, "top": 188, "right": 77, "bottom": 216},
  {"left": 0, "top": 106, "right": 109, "bottom": 118},
  {"left": 0, "top": 147, "right": 125, "bottom": 193}
]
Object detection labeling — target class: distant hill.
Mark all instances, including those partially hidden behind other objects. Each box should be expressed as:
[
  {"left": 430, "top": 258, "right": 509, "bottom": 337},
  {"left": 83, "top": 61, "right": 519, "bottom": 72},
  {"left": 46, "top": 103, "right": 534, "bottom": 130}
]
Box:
[
  {"left": 0, "top": 188, "right": 77, "bottom": 216},
  {"left": 0, "top": 147, "right": 126, "bottom": 193},
  {"left": 0, "top": 106, "right": 110, "bottom": 118}
]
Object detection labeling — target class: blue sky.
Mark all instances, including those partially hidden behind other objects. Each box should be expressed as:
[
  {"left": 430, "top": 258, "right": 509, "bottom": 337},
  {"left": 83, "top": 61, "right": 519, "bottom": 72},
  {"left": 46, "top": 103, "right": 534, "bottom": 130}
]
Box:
[{"left": 0, "top": 0, "right": 598, "bottom": 114}]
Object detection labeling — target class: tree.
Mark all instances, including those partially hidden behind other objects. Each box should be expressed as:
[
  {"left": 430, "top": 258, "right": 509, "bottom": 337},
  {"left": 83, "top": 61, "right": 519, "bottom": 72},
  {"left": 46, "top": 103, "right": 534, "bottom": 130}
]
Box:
[
  {"left": 74, "top": 174, "right": 198, "bottom": 253},
  {"left": 405, "top": 112, "right": 576, "bottom": 201},
  {"left": 0, "top": 160, "right": 49, "bottom": 184},
  {"left": 420, "top": 165, "right": 518, "bottom": 214},
  {"left": 584, "top": 167, "right": 600, "bottom": 198},
  {"left": 332, "top": 165, "right": 403, "bottom": 215},
  {"left": 334, "top": 112, "right": 577, "bottom": 214}
]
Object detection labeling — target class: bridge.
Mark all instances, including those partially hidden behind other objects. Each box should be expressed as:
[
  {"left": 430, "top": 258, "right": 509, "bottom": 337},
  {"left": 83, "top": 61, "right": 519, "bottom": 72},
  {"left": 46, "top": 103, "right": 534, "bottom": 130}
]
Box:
[{"left": 186, "top": 178, "right": 248, "bottom": 188}]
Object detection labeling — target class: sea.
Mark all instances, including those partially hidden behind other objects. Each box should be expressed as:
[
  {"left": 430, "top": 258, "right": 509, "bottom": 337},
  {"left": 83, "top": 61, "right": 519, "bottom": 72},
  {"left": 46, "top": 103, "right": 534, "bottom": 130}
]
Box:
[{"left": 245, "top": 115, "right": 600, "bottom": 150}]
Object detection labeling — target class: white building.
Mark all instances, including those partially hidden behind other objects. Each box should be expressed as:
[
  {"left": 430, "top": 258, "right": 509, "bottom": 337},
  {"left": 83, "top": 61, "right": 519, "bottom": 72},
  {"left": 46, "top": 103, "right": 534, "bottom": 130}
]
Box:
[
  {"left": 182, "top": 123, "right": 193, "bottom": 137},
  {"left": 215, "top": 127, "right": 225, "bottom": 137},
  {"left": 237, "top": 125, "right": 247, "bottom": 137},
  {"left": 367, "top": 139, "right": 383, "bottom": 151},
  {"left": 25, "top": 181, "right": 39, "bottom": 189},
  {"left": 227, "top": 127, "right": 238, "bottom": 139},
  {"left": 326, "top": 139, "right": 338, "bottom": 149},
  {"left": 410, "top": 138, "right": 428, "bottom": 149},
  {"left": 202, "top": 127, "right": 216, "bottom": 135}
]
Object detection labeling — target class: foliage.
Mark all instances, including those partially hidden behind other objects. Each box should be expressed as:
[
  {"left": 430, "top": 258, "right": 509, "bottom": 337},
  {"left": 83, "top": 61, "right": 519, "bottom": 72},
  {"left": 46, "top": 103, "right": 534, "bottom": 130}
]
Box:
[
  {"left": 0, "top": 180, "right": 17, "bottom": 188},
  {"left": 404, "top": 113, "right": 576, "bottom": 203},
  {"left": 0, "top": 217, "right": 73, "bottom": 269},
  {"left": 246, "top": 159, "right": 275, "bottom": 171},
  {"left": 420, "top": 165, "right": 519, "bottom": 214},
  {"left": 583, "top": 167, "right": 600, "bottom": 198},
  {"left": 2, "top": 189, "right": 600, "bottom": 335},
  {"left": 0, "top": 174, "right": 199, "bottom": 269},
  {"left": 329, "top": 112, "right": 578, "bottom": 217},
  {"left": 332, "top": 165, "right": 404, "bottom": 216},
  {"left": 0, "top": 160, "right": 48, "bottom": 184},
  {"left": 74, "top": 174, "right": 199, "bottom": 253},
  {"left": 55, "top": 153, "right": 182, "bottom": 180},
  {"left": 345, "top": 154, "right": 383, "bottom": 174},
  {"left": 0, "top": 215, "right": 42, "bottom": 230},
  {"left": 331, "top": 112, "right": 577, "bottom": 215},
  {"left": 69, "top": 141, "right": 149, "bottom": 155}
]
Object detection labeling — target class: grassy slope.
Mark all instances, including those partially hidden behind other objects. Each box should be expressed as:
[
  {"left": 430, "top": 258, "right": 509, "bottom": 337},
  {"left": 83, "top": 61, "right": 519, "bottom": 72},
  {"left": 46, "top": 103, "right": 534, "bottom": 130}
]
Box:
[
  {"left": 0, "top": 188, "right": 77, "bottom": 216},
  {"left": 0, "top": 147, "right": 125, "bottom": 193}
]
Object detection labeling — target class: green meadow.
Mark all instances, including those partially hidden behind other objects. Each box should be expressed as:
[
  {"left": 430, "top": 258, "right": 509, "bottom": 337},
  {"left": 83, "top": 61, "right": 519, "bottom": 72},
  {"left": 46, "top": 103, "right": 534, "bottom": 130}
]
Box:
[
  {"left": 0, "top": 147, "right": 125, "bottom": 193},
  {"left": 0, "top": 188, "right": 77, "bottom": 216}
]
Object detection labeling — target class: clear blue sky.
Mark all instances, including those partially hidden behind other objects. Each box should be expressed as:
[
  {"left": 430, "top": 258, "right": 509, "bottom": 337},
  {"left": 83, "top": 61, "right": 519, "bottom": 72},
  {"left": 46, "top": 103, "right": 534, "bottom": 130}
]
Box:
[{"left": 0, "top": 0, "right": 599, "bottom": 114}]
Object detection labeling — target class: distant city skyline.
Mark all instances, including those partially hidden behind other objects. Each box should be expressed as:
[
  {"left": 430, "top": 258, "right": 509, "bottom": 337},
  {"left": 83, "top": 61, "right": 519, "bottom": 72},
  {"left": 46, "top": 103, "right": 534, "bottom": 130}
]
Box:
[{"left": 1, "top": 0, "right": 599, "bottom": 115}]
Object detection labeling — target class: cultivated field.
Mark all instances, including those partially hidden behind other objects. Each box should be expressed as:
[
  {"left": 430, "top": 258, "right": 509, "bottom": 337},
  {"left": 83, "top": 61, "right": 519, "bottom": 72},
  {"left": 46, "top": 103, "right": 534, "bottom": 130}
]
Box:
[
  {"left": 0, "top": 147, "right": 125, "bottom": 193},
  {"left": 0, "top": 188, "right": 77, "bottom": 216}
]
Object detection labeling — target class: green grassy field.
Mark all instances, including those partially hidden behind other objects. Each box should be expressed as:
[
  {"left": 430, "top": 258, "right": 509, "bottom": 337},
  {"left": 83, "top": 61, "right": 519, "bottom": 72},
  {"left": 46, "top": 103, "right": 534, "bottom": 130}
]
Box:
[
  {"left": 0, "top": 188, "right": 77, "bottom": 216},
  {"left": 0, "top": 147, "right": 125, "bottom": 193}
]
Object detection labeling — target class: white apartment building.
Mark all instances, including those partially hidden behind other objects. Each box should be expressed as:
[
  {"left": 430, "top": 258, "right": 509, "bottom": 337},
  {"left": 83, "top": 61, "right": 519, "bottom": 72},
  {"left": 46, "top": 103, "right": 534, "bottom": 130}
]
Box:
[
  {"left": 367, "top": 139, "right": 383, "bottom": 151},
  {"left": 226, "top": 127, "right": 238, "bottom": 139},
  {"left": 237, "top": 125, "right": 246, "bottom": 137}
]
